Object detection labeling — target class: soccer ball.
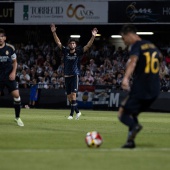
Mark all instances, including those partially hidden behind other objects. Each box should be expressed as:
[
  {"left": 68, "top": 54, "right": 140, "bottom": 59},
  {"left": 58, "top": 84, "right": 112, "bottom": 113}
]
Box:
[{"left": 85, "top": 131, "right": 103, "bottom": 147}]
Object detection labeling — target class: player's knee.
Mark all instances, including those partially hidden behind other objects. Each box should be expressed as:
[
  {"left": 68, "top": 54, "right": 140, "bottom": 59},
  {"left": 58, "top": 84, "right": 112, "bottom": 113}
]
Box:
[
  {"left": 118, "top": 107, "right": 124, "bottom": 117},
  {"left": 71, "top": 93, "right": 76, "bottom": 100},
  {"left": 14, "top": 96, "right": 21, "bottom": 105}
]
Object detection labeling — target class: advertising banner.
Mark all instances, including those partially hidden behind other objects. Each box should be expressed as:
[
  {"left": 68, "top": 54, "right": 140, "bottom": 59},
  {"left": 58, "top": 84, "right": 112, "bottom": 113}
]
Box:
[
  {"left": 1, "top": 87, "right": 170, "bottom": 112},
  {"left": 0, "top": 2, "right": 14, "bottom": 23},
  {"left": 15, "top": 2, "right": 108, "bottom": 24},
  {"left": 109, "top": 1, "right": 170, "bottom": 23},
  {"left": 93, "top": 85, "right": 111, "bottom": 109},
  {"left": 77, "top": 85, "right": 95, "bottom": 109}
]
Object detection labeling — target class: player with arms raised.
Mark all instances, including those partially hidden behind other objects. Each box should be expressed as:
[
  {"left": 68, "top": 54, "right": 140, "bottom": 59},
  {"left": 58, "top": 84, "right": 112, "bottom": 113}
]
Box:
[{"left": 51, "top": 24, "right": 98, "bottom": 120}]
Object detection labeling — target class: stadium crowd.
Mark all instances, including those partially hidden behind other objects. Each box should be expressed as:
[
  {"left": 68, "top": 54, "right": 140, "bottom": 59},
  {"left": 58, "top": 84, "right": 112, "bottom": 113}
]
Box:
[{"left": 14, "top": 41, "right": 170, "bottom": 92}]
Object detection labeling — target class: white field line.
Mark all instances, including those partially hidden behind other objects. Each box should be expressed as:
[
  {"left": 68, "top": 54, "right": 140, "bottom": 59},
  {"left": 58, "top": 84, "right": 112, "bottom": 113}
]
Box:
[{"left": 0, "top": 148, "right": 170, "bottom": 153}]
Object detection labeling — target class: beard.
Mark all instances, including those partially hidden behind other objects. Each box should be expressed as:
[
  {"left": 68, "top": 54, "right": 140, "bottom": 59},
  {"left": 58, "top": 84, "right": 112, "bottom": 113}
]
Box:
[{"left": 70, "top": 47, "right": 75, "bottom": 51}]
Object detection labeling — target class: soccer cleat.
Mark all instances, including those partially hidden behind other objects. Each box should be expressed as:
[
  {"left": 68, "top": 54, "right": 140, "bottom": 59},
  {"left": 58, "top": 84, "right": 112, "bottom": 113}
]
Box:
[
  {"left": 122, "top": 140, "right": 135, "bottom": 149},
  {"left": 67, "top": 116, "right": 73, "bottom": 120},
  {"left": 129, "top": 124, "right": 143, "bottom": 141},
  {"left": 15, "top": 118, "right": 24, "bottom": 127},
  {"left": 75, "top": 112, "right": 81, "bottom": 120},
  {"left": 25, "top": 105, "right": 30, "bottom": 109}
]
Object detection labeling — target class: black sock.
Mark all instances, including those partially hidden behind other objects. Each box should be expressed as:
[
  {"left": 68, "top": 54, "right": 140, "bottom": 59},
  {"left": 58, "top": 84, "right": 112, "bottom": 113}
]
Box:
[
  {"left": 132, "top": 115, "right": 138, "bottom": 124},
  {"left": 70, "top": 100, "right": 76, "bottom": 116},
  {"left": 119, "top": 114, "right": 136, "bottom": 131},
  {"left": 70, "top": 100, "right": 79, "bottom": 115},
  {"left": 74, "top": 102, "right": 79, "bottom": 114},
  {"left": 14, "top": 101, "right": 21, "bottom": 118}
]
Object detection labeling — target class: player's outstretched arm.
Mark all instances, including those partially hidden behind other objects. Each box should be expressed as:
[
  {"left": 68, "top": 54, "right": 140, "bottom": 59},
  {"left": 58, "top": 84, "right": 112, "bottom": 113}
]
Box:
[
  {"left": 83, "top": 28, "right": 98, "bottom": 52},
  {"left": 50, "top": 23, "right": 62, "bottom": 49}
]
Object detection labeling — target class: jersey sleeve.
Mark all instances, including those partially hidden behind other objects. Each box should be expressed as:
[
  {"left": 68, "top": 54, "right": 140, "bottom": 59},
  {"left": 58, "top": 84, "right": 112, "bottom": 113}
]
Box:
[
  {"left": 11, "top": 47, "right": 17, "bottom": 60},
  {"left": 76, "top": 46, "right": 84, "bottom": 56},
  {"left": 61, "top": 46, "right": 68, "bottom": 56},
  {"left": 129, "top": 42, "right": 141, "bottom": 59}
]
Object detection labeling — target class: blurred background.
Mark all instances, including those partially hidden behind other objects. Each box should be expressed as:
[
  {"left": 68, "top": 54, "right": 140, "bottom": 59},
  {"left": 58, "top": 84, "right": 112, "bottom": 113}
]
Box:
[{"left": 1, "top": 0, "right": 170, "bottom": 111}]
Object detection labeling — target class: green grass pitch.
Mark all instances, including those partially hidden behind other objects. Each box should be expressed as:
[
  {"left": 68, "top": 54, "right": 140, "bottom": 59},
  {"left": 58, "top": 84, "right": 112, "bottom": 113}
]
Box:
[{"left": 0, "top": 108, "right": 170, "bottom": 170}]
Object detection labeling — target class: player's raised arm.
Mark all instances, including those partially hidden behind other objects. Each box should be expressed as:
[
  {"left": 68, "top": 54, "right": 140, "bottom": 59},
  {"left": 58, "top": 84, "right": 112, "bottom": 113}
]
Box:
[
  {"left": 50, "top": 23, "right": 62, "bottom": 49},
  {"left": 83, "top": 28, "right": 98, "bottom": 52}
]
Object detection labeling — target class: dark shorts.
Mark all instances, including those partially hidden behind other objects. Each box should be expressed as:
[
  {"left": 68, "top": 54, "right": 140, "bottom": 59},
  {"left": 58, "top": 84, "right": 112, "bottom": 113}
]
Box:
[
  {"left": 121, "top": 95, "right": 157, "bottom": 115},
  {"left": 0, "top": 80, "right": 18, "bottom": 93},
  {"left": 65, "top": 75, "right": 79, "bottom": 95}
]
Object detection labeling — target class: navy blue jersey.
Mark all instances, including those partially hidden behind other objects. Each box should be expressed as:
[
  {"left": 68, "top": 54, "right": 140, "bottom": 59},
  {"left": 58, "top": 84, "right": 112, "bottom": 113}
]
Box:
[
  {"left": 129, "top": 40, "right": 161, "bottom": 99},
  {"left": 62, "top": 46, "right": 83, "bottom": 75},
  {"left": 0, "top": 43, "right": 16, "bottom": 81}
]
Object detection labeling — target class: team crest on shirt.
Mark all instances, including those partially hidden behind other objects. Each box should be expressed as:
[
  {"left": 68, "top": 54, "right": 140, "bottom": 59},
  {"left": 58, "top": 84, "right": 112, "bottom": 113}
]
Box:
[{"left": 5, "top": 50, "right": 9, "bottom": 55}]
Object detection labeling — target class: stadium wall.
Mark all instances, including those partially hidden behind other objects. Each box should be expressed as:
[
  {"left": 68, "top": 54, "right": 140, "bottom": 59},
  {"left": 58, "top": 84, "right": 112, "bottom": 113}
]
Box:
[
  {"left": 0, "top": 87, "right": 170, "bottom": 112},
  {"left": 1, "top": 1, "right": 170, "bottom": 25}
]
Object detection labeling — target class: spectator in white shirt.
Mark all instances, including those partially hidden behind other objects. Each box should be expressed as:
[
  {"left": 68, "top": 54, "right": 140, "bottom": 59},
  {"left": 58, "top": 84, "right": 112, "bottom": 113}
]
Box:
[{"left": 19, "top": 70, "right": 30, "bottom": 88}]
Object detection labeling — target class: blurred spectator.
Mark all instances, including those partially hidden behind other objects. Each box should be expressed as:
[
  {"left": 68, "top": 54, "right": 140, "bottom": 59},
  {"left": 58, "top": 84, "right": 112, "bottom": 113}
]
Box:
[
  {"left": 116, "top": 72, "right": 123, "bottom": 89},
  {"left": 80, "top": 65, "right": 86, "bottom": 77},
  {"left": 25, "top": 79, "right": 38, "bottom": 108},
  {"left": 36, "top": 65, "right": 43, "bottom": 77},
  {"left": 159, "top": 63, "right": 169, "bottom": 79},
  {"left": 57, "top": 62, "right": 64, "bottom": 76},
  {"left": 24, "top": 41, "right": 34, "bottom": 51},
  {"left": 165, "top": 52, "right": 170, "bottom": 65},
  {"left": 28, "top": 52, "right": 35, "bottom": 67},
  {"left": 49, "top": 77, "right": 60, "bottom": 89},
  {"left": 7, "top": 39, "right": 168, "bottom": 92},
  {"left": 51, "top": 59, "right": 58, "bottom": 71},
  {"left": 84, "top": 70, "right": 94, "bottom": 85},
  {"left": 19, "top": 70, "right": 30, "bottom": 88},
  {"left": 90, "top": 45, "right": 99, "bottom": 58},
  {"left": 38, "top": 77, "right": 49, "bottom": 89},
  {"left": 88, "top": 59, "right": 97, "bottom": 74},
  {"left": 113, "top": 46, "right": 123, "bottom": 61},
  {"left": 48, "top": 66, "right": 54, "bottom": 77},
  {"left": 93, "top": 71, "right": 101, "bottom": 85},
  {"left": 97, "top": 65, "right": 105, "bottom": 76},
  {"left": 43, "top": 71, "right": 50, "bottom": 84},
  {"left": 103, "top": 73, "right": 112, "bottom": 85},
  {"left": 36, "top": 54, "right": 44, "bottom": 67},
  {"left": 29, "top": 66, "right": 38, "bottom": 81},
  {"left": 160, "top": 74, "right": 170, "bottom": 92}
]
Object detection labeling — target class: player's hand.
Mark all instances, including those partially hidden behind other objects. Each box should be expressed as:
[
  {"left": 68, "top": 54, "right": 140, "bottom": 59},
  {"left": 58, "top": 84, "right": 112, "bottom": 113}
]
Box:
[
  {"left": 51, "top": 23, "right": 56, "bottom": 33},
  {"left": 121, "top": 77, "right": 130, "bottom": 91},
  {"left": 92, "top": 28, "right": 98, "bottom": 37},
  {"left": 9, "top": 72, "right": 16, "bottom": 81}
]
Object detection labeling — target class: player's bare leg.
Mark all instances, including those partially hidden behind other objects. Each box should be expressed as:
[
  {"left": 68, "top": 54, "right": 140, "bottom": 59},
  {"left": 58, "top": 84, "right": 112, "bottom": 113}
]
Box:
[{"left": 11, "top": 90, "right": 24, "bottom": 126}]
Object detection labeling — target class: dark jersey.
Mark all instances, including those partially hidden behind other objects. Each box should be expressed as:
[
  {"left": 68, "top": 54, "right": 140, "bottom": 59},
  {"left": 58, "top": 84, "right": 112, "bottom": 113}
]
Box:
[
  {"left": 129, "top": 40, "right": 161, "bottom": 99},
  {"left": 0, "top": 43, "right": 16, "bottom": 81},
  {"left": 62, "top": 46, "right": 83, "bottom": 76}
]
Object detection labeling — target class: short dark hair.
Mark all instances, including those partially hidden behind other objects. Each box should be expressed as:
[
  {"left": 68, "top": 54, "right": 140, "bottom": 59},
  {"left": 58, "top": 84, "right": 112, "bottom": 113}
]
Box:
[
  {"left": 0, "top": 28, "right": 6, "bottom": 35},
  {"left": 68, "top": 38, "right": 77, "bottom": 44},
  {"left": 120, "top": 24, "right": 137, "bottom": 35}
]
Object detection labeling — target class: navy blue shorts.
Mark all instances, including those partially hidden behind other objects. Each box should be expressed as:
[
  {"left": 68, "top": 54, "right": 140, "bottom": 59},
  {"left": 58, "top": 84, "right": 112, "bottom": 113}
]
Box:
[
  {"left": 121, "top": 95, "right": 157, "bottom": 115},
  {"left": 0, "top": 80, "right": 18, "bottom": 93},
  {"left": 65, "top": 75, "right": 79, "bottom": 95}
]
